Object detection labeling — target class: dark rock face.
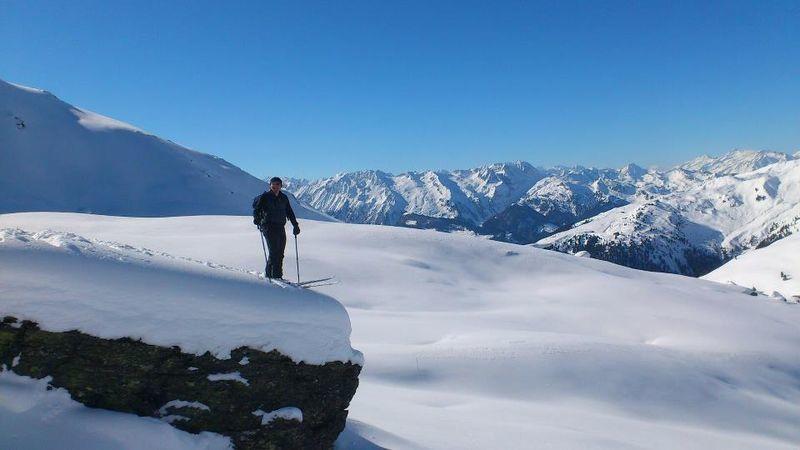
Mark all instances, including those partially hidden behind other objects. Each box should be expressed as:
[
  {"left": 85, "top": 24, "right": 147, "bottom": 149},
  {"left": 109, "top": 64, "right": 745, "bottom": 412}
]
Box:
[
  {"left": 398, "top": 213, "right": 473, "bottom": 233},
  {"left": 479, "top": 197, "right": 627, "bottom": 245},
  {"left": 0, "top": 317, "right": 361, "bottom": 449},
  {"left": 755, "top": 216, "right": 800, "bottom": 249}
]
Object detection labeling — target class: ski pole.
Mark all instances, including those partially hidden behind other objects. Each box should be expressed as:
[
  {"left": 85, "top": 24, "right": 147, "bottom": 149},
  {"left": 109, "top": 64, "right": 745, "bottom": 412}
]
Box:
[
  {"left": 294, "top": 234, "right": 300, "bottom": 284},
  {"left": 259, "top": 228, "right": 269, "bottom": 278}
]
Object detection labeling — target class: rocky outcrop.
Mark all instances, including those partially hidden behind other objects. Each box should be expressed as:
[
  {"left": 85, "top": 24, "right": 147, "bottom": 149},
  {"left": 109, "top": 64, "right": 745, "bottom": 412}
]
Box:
[{"left": 0, "top": 316, "right": 361, "bottom": 449}]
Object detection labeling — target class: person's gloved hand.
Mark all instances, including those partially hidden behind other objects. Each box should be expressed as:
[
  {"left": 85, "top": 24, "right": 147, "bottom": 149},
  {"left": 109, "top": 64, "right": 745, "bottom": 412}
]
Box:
[{"left": 293, "top": 224, "right": 301, "bottom": 235}]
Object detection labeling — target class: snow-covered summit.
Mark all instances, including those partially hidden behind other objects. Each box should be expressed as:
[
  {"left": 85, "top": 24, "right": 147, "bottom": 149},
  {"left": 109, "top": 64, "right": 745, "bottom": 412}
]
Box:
[
  {"left": 0, "top": 78, "right": 325, "bottom": 219},
  {"left": 289, "top": 149, "right": 797, "bottom": 273},
  {"left": 291, "top": 150, "right": 795, "bottom": 240},
  {"left": 678, "top": 149, "right": 795, "bottom": 175}
]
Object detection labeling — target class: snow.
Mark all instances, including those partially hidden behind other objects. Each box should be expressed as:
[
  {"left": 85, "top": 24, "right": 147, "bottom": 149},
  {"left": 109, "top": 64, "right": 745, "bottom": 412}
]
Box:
[
  {"left": 158, "top": 400, "right": 211, "bottom": 416},
  {"left": 251, "top": 407, "right": 303, "bottom": 425},
  {"left": 289, "top": 150, "right": 798, "bottom": 265},
  {"left": 207, "top": 372, "right": 249, "bottom": 385},
  {"left": 679, "top": 149, "right": 794, "bottom": 175},
  {"left": 540, "top": 159, "right": 800, "bottom": 274},
  {"left": 3, "top": 212, "right": 799, "bottom": 449},
  {"left": 0, "top": 370, "right": 231, "bottom": 450},
  {"left": 6, "top": 81, "right": 46, "bottom": 94},
  {"left": 0, "top": 78, "right": 326, "bottom": 220},
  {"left": 703, "top": 233, "right": 800, "bottom": 302},
  {"left": 0, "top": 226, "right": 361, "bottom": 365},
  {"left": 70, "top": 107, "right": 144, "bottom": 133}
]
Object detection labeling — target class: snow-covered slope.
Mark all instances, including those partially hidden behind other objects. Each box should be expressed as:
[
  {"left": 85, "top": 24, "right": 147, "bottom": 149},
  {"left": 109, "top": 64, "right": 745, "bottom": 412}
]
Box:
[
  {"left": 540, "top": 160, "right": 800, "bottom": 275},
  {"left": 0, "top": 78, "right": 325, "bottom": 219},
  {"left": 4, "top": 212, "right": 799, "bottom": 449},
  {"left": 0, "top": 226, "right": 360, "bottom": 365},
  {"left": 703, "top": 233, "right": 800, "bottom": 302}
]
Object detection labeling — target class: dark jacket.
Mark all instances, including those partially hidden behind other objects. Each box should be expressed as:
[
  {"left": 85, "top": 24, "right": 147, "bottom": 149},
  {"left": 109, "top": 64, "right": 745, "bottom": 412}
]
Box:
[{"left": 253, "top": 191, "right": 299, "bottom": 227}]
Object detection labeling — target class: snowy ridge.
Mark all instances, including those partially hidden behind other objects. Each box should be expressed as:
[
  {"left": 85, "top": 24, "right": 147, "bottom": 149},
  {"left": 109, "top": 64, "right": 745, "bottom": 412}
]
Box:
[
  {"left": 540, "top": 159, "right": 800, "bottom": 275},
  {"left": 0, "top": 226, "right": 362, "bottom": 365},
  {"left": 0, "top": 78, "right": 326, "bottom": 220},
  {"left": 289, "top": 161, "right": 549, "bottom": 230},
  {"left": 679, "top": 149, "right": 793, "bottom": 175},
  {"left": 290, "top": 151, "right": 796, "bottom": 238},
  {"left": 291, "top": 150, "right": 798, "bottom": 274}
]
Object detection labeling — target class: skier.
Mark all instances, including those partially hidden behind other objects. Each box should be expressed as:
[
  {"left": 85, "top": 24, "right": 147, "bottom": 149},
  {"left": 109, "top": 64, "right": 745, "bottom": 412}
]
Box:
[{"left": 253, "top": 177, "right": 300, "bottom": 280}]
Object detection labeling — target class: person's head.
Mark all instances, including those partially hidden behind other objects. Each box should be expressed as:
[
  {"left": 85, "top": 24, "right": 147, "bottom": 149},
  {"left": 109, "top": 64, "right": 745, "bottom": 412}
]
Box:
[{"left": 269, "top": 177, "right": 283, "bottom": 194}]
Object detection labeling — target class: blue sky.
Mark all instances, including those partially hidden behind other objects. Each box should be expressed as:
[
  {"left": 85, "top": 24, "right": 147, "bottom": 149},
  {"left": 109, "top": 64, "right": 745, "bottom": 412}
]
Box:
[{"left": 2, "top": 0, "right": 798, "bottom": 179}]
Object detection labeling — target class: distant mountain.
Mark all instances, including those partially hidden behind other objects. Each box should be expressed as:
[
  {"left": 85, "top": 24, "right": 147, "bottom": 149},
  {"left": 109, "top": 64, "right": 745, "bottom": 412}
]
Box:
[
  {"left": 540, "top": 159, "right": 800, "bottom": 276},
  {"left": 288, "top": 159, "right": 706, "bottom": 238},
  {"left": 289, "top": 150, "right": 798, "bottom": 275},
  {"left": 0, "top": 78, "right": 327, "bottom": 219},
  {"left": 679, "top": 149, "right": 793, "bottom": 175}
]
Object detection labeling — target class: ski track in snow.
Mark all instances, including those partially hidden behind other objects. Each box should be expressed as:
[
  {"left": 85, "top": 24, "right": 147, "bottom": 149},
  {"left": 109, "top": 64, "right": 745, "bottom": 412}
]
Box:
[{"left": 0, "top": 227, "right": 265, "bottom": 280}]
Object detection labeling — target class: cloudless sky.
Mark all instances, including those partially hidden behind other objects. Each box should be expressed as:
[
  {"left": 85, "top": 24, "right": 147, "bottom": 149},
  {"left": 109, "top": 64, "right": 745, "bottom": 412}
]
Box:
[{"left": 2, "top": 0, "right": 798, "bottom": 179}]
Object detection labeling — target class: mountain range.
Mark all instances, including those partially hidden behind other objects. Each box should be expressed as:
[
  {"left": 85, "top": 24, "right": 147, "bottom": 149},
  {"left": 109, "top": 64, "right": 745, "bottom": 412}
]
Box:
[{"left": 288, "top": 150, "right": 799, "bottom": 276}]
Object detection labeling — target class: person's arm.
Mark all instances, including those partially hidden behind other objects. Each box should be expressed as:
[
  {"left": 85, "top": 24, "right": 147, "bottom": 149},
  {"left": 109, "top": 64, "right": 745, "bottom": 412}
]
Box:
[
  {"left": 286, "top": 196, "right": 299, "bottom": 228},
  {"left": 252, "top": 194, "right": 263, "bottom": 227}
]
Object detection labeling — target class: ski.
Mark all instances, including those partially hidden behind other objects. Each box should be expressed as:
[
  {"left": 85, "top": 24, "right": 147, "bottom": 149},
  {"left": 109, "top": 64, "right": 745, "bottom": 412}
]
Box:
[
  {"left": 298, "top": 280, "right": 340, "bottom": 289},
  {"left": 267, "top": 277, "right": 338, "bottom": 289},
  {"left": 298, "top": 277, "right": 335, "bottom": 286}
]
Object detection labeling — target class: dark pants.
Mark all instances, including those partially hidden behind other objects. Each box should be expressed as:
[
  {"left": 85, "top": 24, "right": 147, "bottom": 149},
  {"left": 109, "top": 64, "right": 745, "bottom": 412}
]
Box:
[{"left": 262, "top": 223, "right": 287, "bottom": 278}]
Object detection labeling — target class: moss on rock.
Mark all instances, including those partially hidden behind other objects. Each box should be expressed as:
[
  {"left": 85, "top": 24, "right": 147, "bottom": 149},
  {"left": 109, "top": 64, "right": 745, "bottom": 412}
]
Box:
[{"left": 1, "top": 316, "right": 360, "bottom": 449}]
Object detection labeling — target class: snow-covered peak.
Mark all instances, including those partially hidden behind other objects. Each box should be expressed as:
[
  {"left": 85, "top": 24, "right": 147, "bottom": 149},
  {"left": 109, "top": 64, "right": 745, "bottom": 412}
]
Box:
[
  {"left": 541, "top": 159, "right": 800, "bottom": 275},
  {"left": 0, "top": 77, "right": 326, "bottom": 219},
  {"left": 679, "top": 149, "right": 794, "bottom": 175},
  {"left": 618, "top": 162, "right": 647, "bottom": 180}
]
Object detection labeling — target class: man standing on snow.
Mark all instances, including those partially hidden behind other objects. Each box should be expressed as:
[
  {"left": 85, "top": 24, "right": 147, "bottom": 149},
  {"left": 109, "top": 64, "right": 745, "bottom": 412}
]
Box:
[{"left": 253, "top": 177, "right": 300, "bottom": 279}]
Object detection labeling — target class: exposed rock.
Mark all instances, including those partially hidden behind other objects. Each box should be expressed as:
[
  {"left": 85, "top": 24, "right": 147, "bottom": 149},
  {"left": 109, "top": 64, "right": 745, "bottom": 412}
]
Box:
[{"left": 0, "top": 316, "right": 361, "bottom": 449}]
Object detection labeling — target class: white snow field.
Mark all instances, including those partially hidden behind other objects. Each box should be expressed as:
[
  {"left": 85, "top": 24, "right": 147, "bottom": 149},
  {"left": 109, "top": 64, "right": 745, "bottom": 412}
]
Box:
[
  {"left": 704, "top": 234, "right": 800, "bottom": 303},
  {"left": 0, "top": 79, "right": 326, "bottom": 220},
  {"left": 2, "top": 213, "right": 799, "bottom": 449}
]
